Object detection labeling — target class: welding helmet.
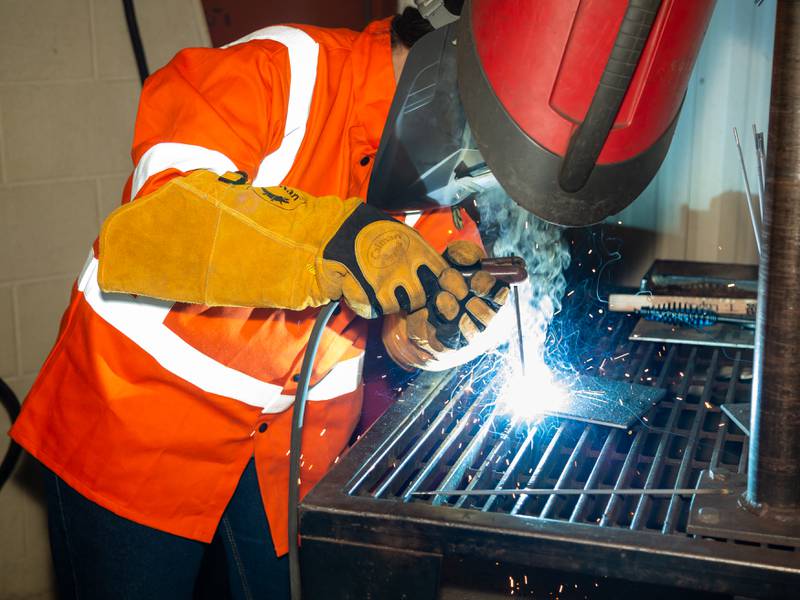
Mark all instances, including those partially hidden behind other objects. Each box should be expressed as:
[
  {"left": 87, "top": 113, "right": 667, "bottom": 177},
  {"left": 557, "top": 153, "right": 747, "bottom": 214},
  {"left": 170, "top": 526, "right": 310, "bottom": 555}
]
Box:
[
  {"left": 370, "top": 0, "right": 715, "bottom": 226},
  {"left": 367, "top": 18, "right": 491, "bottom": 215}
]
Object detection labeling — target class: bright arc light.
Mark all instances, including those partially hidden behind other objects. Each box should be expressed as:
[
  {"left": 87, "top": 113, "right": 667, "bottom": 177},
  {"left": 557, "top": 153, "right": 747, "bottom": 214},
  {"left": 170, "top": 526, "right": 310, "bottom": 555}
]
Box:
[{"left": 497, "top": 359, "right": 570, "bottom": 421}]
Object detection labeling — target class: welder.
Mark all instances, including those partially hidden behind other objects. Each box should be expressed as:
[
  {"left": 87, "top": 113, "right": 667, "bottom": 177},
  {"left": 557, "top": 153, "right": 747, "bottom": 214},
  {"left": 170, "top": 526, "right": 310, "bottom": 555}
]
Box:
[{"left": 9, "top": 7, "right": 509, "bottom": 599}]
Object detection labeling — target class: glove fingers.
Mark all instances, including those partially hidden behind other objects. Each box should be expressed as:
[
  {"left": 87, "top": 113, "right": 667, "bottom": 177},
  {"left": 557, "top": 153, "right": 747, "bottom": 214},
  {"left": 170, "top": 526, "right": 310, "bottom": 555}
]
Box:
[
  {"left": 408, "top": 309, "right": 447, "bottom": 354},
  {"left": 383, "top": 313, "right": 435, "bottom": 370},
  {"left": 443, "top": 240, "right": 486, "bottom": 267},
  {"left": 471, "top": 271, "right": 510, "bottom": 307},
  {"left": 464, "top": 296, "right": 497, "bottom": 330},
  {"left": 438, "top": 268, "right": 469, "bottom": 300},
  {"left": 458, "top": 312, "right": 481, "bottom": 342},
  {"left": 434, "top": 290, "right": 460, "bottom": 321}
]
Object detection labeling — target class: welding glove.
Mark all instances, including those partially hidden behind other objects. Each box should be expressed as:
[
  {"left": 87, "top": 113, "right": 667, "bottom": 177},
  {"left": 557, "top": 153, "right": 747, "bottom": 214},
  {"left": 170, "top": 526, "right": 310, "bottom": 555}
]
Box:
[
  {"left": 382, "top": 241, "right": 512, "bottom": 371},
  {"left": 98, "top": 169, "right": 452, "bottom": 318}
]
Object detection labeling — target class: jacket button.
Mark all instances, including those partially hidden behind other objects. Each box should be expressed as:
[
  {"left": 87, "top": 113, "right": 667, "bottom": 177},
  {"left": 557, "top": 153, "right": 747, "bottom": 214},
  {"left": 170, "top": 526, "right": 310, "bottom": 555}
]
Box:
[
  {"left": 258, "top": 423, "right": 268, "bottom": 433},
  {"left": 360, "top": 156, "right": 371, "bottom": 166}
]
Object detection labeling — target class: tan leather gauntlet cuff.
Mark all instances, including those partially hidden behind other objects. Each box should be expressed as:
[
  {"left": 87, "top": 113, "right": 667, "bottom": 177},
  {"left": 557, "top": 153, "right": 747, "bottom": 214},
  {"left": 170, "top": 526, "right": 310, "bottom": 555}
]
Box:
[{"left": 98, "top": 170, "right": 360, "bottom": 309}]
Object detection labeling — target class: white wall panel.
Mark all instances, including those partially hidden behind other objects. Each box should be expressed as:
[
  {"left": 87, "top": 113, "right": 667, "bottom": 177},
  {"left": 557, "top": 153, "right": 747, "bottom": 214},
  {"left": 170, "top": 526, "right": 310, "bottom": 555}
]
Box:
[{"left": 614, "top": 0, "right": 776, "bottom": 268}]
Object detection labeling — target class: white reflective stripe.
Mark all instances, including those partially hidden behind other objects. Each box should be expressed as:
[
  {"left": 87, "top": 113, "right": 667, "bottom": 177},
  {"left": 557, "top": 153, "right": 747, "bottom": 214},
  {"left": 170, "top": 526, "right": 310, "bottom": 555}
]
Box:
[
  {"left": 131, "top": 143, "right": 238, "bottom": 199},
  {"left": 262, "top": 352, "right": 365, "bottom": 414},
  {"left": 226, "top": 26, "right": 319, "bottom": 187},
  {"left": 79, "top": 254, "right": 363, "bottom": 412},
  {"left": 404, "top": 212, "right": 422, "bottom": 228}
]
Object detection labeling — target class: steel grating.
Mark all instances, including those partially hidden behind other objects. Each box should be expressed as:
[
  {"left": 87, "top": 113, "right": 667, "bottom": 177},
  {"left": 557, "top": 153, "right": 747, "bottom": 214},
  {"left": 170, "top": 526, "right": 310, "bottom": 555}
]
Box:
[
  {"left": 301, "top": 308, "right": 800, "bottom": 599},
  {"left": 347, "top": 311, "right": 787, "bottom": 547}
]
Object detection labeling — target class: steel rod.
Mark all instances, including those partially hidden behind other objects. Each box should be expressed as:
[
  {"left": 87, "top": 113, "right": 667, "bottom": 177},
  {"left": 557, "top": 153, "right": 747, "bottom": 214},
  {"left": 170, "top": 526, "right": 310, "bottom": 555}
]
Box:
[
  {"left": 747, "top": 0, "right": 800, "bottom": 513},
  {"left": 662, "top": 349, "right": 720, "bottom": 534},
  {"left": 454, "top": 420, "right": 524, "bottom": 509},
  {"left": 600, "top": 345, "right": 677, "bottom": 526},
  {"left": 710, "top": 351, "right": 743, "bottom": 468},
  {"left": 509, "top": 422, "right": 571, "bottom": 515},
  {"left": 733, "top": 127, "right": 762, "bottom": 256},
  {"left": 753, "top": 124, "right": 766, "bottom": 220},
  {"left": 413, "top": 487, "right": 731, "bottom": 497},
  {"left": 630, "top": 347, "right": 698, "bottom": 530},
  {"left": 513, "top": 285, "right": 526, "bottom": 375},
  {"left": 540, "top": 425, "right": 593, "bottom": 518}
]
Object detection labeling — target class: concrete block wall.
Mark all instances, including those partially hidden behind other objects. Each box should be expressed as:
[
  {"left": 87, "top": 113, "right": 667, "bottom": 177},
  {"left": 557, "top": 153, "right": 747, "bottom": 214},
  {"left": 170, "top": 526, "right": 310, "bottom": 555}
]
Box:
[{"left": 0, "top": 2, "right": 209, "bottom": 598}]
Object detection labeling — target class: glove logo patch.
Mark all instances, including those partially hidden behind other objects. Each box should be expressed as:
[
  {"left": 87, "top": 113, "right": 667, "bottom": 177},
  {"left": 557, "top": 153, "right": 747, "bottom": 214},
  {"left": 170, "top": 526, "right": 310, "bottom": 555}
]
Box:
[
  {"left": 367, "top": 231, "right": 411, "bottom": 269},
  {"left": 257, "top": 187, "right": 304, "bottom": 210}
]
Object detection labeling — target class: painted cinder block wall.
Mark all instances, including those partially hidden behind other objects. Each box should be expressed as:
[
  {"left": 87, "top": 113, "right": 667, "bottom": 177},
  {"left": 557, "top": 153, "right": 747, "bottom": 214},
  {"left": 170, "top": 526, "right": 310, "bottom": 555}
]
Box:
[{"left": 0, "top": 2, "right": 209, "bottom": 598}]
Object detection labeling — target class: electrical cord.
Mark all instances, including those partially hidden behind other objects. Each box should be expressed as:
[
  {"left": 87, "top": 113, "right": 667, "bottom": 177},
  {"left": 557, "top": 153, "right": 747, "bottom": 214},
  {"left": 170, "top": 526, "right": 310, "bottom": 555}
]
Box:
[
  {"left": 122, "top": 0, "right": 150, "bottom": 85},
  {"left": 288, "top": 301, "right": 339, "bottom": 600},
  {"left": 0, "top": 378, "right": 22, "bottom": 492}
]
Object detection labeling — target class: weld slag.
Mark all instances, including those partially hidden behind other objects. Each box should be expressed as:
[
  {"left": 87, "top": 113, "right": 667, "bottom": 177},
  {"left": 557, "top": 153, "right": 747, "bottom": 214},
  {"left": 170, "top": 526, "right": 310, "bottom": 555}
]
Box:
[{"left": 472, "top": 187, "right": 573, "bottom": 422}]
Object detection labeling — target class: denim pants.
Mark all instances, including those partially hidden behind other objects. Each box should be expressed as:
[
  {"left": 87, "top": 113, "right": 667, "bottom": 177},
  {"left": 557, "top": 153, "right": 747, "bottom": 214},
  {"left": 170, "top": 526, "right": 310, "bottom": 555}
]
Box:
[{"left": 44, "top": 458, "right": 289, "bottom": 600}]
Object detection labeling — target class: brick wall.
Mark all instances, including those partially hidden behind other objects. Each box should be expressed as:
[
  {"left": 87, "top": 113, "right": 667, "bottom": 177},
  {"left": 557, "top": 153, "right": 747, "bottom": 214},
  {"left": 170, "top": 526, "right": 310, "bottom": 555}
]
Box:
[{"left": 0, "top": 2, "right": 209, "bottom": 597}]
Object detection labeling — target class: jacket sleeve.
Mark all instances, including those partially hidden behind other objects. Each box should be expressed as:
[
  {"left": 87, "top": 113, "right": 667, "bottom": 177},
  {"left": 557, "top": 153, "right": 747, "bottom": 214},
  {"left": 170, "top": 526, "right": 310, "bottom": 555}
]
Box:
[{"left": 125, "top": 41, "right": 291, "bottom": 202}]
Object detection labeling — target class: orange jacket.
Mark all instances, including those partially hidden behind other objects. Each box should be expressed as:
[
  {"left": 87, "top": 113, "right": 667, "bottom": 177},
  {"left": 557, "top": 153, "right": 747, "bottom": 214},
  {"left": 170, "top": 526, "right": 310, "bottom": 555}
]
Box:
[{"left": 11, "top": 19, "right": 480, "bottom": 556}]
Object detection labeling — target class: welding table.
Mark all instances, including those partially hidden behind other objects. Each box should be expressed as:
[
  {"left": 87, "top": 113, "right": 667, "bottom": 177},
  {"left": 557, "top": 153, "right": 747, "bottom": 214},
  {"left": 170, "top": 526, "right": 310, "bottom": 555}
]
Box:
[{"left": 299, "top": 309, "right": 799, "bottom": 599}]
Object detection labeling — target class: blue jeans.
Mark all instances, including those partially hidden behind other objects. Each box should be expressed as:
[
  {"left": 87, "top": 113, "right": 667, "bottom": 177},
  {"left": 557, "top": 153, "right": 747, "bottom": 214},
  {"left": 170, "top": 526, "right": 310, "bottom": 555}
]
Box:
[{"left": 45, "top": 458, "right": 289, "bottom": 600}]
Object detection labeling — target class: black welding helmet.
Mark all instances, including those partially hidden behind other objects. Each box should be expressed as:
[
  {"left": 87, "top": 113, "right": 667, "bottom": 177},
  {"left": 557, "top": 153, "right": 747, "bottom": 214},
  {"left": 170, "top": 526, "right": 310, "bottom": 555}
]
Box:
[{"left": 367, "top": 19, "right": 497, "bottom": 214}]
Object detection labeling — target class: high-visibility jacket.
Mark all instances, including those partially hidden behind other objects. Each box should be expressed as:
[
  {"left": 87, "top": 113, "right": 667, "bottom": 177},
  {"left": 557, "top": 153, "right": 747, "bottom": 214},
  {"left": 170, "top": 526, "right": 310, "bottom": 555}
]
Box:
[{"left": 10, "top": 18, "right": 481, "bottom": 556}]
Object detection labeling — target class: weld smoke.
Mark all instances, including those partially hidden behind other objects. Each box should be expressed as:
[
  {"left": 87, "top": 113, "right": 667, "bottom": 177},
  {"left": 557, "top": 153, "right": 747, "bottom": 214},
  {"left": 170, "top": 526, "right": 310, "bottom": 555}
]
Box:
[{"left": 476, "top": 188, "right": 570, "bottom": 363}]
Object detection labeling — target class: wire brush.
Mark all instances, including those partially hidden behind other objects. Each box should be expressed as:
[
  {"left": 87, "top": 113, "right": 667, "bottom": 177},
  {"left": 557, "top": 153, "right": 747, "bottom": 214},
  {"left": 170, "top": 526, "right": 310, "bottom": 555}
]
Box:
[{"left": 638, "top": 303, "right": 755, "bottom": 330}]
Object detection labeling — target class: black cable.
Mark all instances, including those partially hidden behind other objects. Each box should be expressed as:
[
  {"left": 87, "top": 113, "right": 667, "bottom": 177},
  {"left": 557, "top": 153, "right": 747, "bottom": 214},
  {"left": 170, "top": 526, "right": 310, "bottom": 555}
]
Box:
[
  {"left": 0, "top": 378, "right": 22, "bottom": 492},
  {"left": 122, "top": 0, "right": 150, "bottom": 85},
  {"left": 288, "top": 302, "right": 339, "bottom": 600}
]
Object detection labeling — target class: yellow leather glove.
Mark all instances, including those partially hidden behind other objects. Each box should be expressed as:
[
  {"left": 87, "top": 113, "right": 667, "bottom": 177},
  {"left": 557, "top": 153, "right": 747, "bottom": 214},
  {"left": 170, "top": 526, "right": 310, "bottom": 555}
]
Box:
[
  {"left": 98, "top": 170, "right": 456, "bottom": 318},
  {"left": 382, "top": 241, "right": 511, "bottom": 371}
]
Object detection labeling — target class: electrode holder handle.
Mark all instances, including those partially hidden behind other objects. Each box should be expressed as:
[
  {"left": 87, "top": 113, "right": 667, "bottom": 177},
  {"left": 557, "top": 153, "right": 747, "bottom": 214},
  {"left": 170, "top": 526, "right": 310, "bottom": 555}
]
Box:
[{"left": 456, "top": 256, "right": 528, "bottom": 284}]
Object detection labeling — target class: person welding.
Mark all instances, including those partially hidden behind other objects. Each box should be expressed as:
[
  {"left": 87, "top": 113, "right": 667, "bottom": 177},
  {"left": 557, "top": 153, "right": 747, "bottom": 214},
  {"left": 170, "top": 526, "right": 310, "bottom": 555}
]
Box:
[{"left": 9, "top": 7, "right": 509, "bottom": 599}]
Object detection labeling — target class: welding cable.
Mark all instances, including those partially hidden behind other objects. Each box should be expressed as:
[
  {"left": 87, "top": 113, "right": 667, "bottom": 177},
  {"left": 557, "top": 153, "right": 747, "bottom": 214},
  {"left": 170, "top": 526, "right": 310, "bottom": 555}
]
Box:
[
  {"left": 0, "top": 378, "right": 22, "bottom": 493},
  {"left": 288, "top": 301, "right": 339, "bottom": 600},
  {"left": 122, "top": 0, "right": 150, "bottom": 85}
]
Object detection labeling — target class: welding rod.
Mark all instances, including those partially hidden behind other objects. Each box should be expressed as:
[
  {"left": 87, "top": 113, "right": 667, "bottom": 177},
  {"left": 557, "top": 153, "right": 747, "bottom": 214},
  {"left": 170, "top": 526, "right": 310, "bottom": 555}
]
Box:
[
  {"left": 412, "top": 487, "right": 731, "bottom": 497},
  {"left": 753, "top": 124, "right": 767, "bottom": 219},
  {"left": 512, "top": 285, "right": 526, "bottom": 376},
  {"left": 733, "top": 127, "right": 762, "bottom": 256}
]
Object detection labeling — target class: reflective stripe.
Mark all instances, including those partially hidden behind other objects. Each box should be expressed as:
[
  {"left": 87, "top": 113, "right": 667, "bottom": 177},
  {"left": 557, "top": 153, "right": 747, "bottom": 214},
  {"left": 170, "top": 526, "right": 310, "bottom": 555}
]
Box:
[
  {"left": 226, "top": 26, "right": 320, "bottom": 186},
  {"left": 131, "top": 143, "right": 238, "bottom": 199},
  {"left": 81, "top": 26, "right": 336, "bottom": 406},
  {"left": 78, "top": 255, "right": 363, "bottom": 412},
  {"left": 404, "top": 212, "right": 422, "bottom": 228}
]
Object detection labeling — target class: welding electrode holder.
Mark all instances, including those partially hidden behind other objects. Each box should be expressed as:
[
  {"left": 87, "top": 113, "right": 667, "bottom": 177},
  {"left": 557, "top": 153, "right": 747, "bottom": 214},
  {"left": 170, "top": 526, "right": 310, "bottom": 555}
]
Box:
[{"left": 454, "top": 256, "right": 528, "bottom": 284}]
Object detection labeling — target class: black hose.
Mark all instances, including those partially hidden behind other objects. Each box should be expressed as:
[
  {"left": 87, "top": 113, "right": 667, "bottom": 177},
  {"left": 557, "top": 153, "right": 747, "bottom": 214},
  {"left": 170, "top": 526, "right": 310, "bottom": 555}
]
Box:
[
  {"left": 0, "top": 378, "right": 22, "bottom": 492},
  {"left": 288, "top": 302, "right": 339, "bottom": 600},
  {"left": 122, "top": 0, "right": 150, "bottom": 85}
]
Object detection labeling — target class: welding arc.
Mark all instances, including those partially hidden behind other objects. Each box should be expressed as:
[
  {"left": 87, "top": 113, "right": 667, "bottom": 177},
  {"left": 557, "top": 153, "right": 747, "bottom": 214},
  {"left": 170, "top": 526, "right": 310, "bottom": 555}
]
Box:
[{"left": 413, "top": 487, "right": 730, "bottom": 497}]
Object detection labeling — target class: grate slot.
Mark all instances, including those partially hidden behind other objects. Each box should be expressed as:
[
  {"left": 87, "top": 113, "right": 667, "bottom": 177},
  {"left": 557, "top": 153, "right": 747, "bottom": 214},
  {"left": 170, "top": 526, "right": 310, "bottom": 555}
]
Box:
[
  {"left": 453, "top": 423, "right": 526, "bottom": 509},
  {"left": 538, "top": 425, "right": 595, "bottom": 519},
  {"left": 402, "top": 385, "right": 497, "bottom": 501},
  {"left": 661, "top": 349, "right": 721, "bottom": 533},
  {"left": 372, "top": 384, "right": 468, "bottom": 498},
  {"left": 429, "top": 408, "right": 505, "bottom": 505},
  {"left": 510, "top": 422, "right": 572, "bottom": 515},
  {"left": 600, "top": 345, "right": 678, "bottom": 527},
  {"left": 629, "top": 347, "right": 699, "bottom": 530}
]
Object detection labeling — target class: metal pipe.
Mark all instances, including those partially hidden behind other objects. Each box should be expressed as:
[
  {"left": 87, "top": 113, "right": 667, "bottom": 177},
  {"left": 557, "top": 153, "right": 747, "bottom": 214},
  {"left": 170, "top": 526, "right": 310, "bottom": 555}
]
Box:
[
  {"left": 413, "top": 487, "right": 731, "bottom": 497},
  {"left": 747, "top": 0, "right": 800, "bottom": 512}
]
